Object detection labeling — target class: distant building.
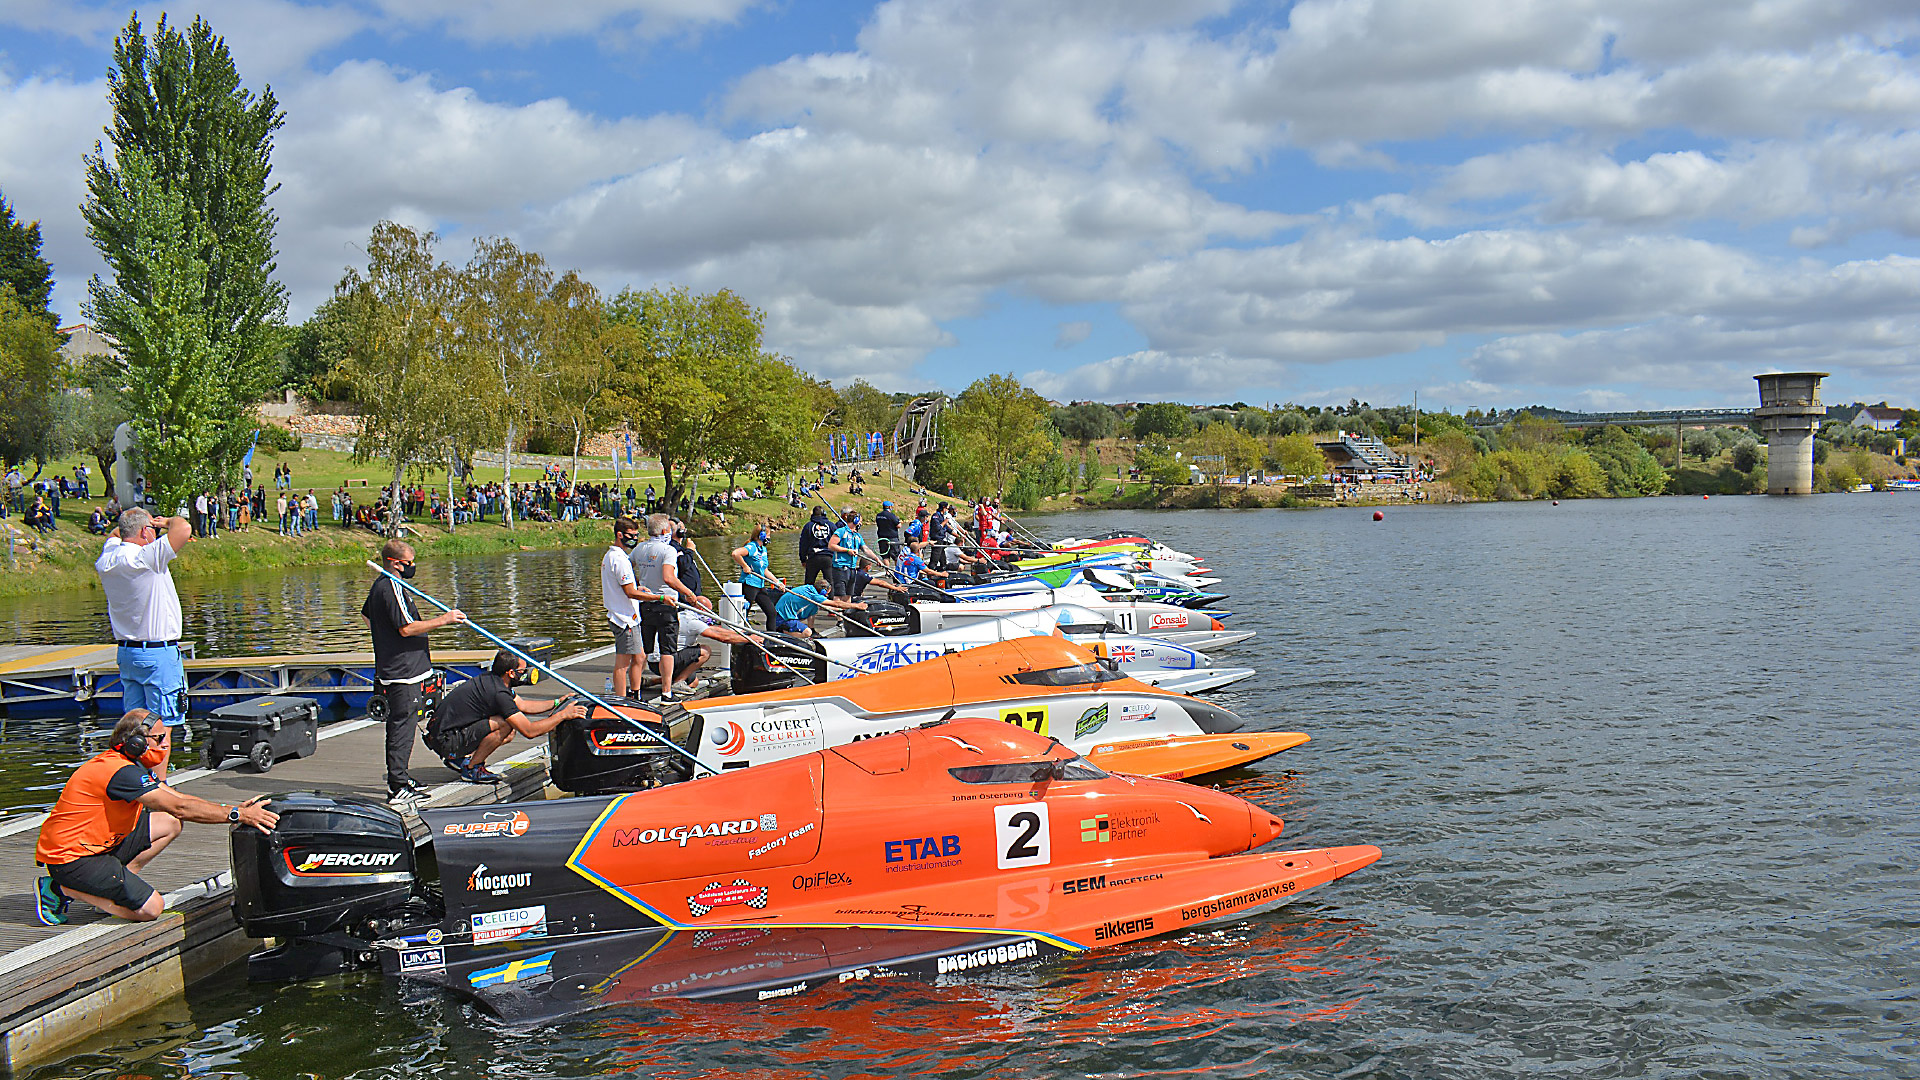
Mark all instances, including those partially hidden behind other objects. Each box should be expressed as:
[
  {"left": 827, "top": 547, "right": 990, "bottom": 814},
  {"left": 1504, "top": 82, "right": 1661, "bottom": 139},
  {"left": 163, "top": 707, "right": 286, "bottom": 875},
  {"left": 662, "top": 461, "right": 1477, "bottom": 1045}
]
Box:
[
  {"left": 1852, "top": 404, "right": 1905, "bottom": 432},
  {"left": 58, "top": 324, "right": 119, "bottom": 366}
]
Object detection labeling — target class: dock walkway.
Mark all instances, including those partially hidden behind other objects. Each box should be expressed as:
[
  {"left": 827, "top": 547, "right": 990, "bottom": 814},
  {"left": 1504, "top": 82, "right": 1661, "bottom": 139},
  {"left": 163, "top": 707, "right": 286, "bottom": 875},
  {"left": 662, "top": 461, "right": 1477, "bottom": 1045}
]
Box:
[{"left": 0, "top": 644, "right": 624, "bottom": 1074}]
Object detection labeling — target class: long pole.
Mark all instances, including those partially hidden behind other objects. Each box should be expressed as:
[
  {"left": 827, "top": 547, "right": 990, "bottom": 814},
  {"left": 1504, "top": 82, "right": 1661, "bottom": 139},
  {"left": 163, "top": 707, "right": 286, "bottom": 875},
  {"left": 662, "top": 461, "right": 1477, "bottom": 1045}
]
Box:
[
  {"left": 678, "top": 539, "right": 870, "bottom": 676},
  {"left": 364, "top": 562, "right": 713, "bottom": 776}
]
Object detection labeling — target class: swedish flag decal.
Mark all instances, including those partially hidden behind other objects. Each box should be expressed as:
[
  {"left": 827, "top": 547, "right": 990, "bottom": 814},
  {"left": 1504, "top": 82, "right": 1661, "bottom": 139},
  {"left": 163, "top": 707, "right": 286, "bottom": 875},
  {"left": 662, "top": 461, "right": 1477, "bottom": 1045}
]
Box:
[{"left": 468, "top": 951, "right": 555, "bottom": 987}]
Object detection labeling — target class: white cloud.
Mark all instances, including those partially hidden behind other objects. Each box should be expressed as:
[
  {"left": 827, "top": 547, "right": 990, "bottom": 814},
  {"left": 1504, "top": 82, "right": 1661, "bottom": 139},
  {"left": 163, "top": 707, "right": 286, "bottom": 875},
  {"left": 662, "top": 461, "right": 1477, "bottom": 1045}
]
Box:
[
  {"left": 1054, "top": 320, "right": 1091, "bottom": 348},
  {"left": 0, "top": 73, "right": 109, "bottom": 320}
]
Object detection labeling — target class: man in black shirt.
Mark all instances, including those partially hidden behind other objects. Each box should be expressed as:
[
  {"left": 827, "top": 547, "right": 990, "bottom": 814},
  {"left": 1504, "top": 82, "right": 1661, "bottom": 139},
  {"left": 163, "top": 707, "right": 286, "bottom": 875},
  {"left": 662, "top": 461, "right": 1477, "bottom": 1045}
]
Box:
[
  {"left": 361, "top": 539, "right": 466, "bottom": 808},
  {"left": 426, "top": 651, "right": 584, "bottom": 782},
  {"left": 798, "top": 505, "right": 834, "bottom": 587},
  {"left": 874, "top": 501, "right": 900, "bottom": 563}
]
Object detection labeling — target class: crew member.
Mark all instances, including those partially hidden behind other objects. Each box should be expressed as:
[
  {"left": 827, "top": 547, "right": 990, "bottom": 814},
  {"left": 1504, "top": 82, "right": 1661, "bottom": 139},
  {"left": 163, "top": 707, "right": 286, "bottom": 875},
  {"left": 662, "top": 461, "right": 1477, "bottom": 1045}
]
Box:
[
  {"left": 33, "top": 710, "right": 277, "bottom": 925},
  {"left": 632, "top": 514, "right": 697, "bottom": 700},
  {"left": 826, "top": 509, "right": 868, "bottom": 600},
  {"left": 601, "top": 517, "right": 663, "bottom": 700},
  {"left": 772, "top": 582, "right": 866, "bottom": 637},
  {"left": 657, "top": 606, "right": 764, "bottom": 696},
  {"left": 672, "top": 523, "right": 702, "bottom": 595},
  {"left": 425, "top": 652, "right": 586, "bottom": 783},
  {"left": 731, "top": 526, "right": 783, "bottom": 625},
  {"left": 875, "top": 501, "right": 900, "bottom": 563},
  {"left": 363, "top": 540, "right": 466, "bottom": 809},
  {"left": 797, "top": 505, "right": 834, "bottom": 588},
  {"left": 95, "top": 508, "right": 191, "bottom": 733}
]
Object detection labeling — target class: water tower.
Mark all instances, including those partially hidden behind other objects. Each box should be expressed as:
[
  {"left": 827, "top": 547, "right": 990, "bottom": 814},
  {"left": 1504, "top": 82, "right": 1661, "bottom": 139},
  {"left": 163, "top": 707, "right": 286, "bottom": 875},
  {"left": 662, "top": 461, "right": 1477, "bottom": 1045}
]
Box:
[{"left": 1752, "top": 372, "right": 1827, "bottom": 495}]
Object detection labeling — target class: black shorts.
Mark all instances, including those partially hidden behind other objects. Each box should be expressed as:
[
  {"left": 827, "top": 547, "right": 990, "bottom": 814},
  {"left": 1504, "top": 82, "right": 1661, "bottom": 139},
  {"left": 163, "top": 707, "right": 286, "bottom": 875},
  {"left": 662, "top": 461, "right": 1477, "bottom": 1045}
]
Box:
[
  {"left": 654, "top": 644, "right": 703, "bottom": 673},
  {"left": 828, "top": 565, "right": 856, "bottom": 597},
  {"left": 433, "top": 718, "right": 496, "bottom": 760},
  {"left": 639, "top": 601, "right": 677, "bottom": 657},
  {"left": 48, "top": 810, "right": 156, "bottom": 910},
  {"left": 877, "top": 537, "right": 896, "bottom": 558}
]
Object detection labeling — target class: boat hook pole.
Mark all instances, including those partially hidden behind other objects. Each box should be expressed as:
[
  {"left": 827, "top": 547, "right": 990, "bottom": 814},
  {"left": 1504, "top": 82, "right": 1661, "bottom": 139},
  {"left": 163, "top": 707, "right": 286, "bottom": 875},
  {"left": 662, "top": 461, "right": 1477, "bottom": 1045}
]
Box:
[{"left": 364, "top": 561, "right": 714, "bottom": 777}]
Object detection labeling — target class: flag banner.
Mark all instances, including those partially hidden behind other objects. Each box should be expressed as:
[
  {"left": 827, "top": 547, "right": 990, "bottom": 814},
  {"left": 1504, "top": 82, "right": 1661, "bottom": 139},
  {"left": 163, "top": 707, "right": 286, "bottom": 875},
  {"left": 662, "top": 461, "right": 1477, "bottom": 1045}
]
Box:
[{"left": 241, "top": 430, "right": 259, "bottom": 469}]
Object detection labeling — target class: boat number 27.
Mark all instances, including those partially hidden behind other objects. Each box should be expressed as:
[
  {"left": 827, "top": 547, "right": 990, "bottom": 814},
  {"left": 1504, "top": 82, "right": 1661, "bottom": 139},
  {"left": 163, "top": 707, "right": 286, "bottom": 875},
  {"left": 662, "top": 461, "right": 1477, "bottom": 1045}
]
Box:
[
  {"left": 994, "top": 803, "right": 1051, "bottom": 869},
  {"left": 1001, "top": 707, "right": 1048, "bottom": 736}
]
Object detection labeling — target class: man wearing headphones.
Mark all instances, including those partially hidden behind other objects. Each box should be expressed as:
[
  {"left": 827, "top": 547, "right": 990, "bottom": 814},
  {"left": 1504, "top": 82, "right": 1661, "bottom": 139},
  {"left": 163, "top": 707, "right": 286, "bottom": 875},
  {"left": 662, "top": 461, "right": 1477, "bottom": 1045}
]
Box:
[
  {"left": 34, "top": 709, "right": 277, "bottom": 925},
  {"left": 424, "top": 650, "right": 587, "bottom": 783}
]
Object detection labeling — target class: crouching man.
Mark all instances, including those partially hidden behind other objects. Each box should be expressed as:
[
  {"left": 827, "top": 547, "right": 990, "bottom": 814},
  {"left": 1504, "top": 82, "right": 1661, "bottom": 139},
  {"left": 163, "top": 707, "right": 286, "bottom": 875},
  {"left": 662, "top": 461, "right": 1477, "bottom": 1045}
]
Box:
[
  {"left": 658, "top": 605, "right": 764, "bottom": 697},
  {"left": 34, "top": 709, "right": 277, "bottom": 925},
  {"left": 425, "top": 651, "right": 586, "bottom": 784}
]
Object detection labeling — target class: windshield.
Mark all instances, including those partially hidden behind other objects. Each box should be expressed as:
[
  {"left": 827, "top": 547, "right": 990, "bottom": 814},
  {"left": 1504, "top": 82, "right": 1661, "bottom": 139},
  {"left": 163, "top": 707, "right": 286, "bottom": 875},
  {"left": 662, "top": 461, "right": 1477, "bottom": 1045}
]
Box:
[
  {"left": 1007, "top": 663, "right": 1127, "bottom": 686},
  {"left": 949, "top": 755, "right": 1109, "bottom": 784}
]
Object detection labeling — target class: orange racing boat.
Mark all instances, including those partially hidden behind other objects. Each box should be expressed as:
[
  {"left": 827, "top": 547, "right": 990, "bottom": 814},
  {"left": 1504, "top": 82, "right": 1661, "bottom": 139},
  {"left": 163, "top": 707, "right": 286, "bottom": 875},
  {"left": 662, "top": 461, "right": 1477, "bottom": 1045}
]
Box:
[{"left": 231, "top": 719, "right": 1379, "bottom": 1013}]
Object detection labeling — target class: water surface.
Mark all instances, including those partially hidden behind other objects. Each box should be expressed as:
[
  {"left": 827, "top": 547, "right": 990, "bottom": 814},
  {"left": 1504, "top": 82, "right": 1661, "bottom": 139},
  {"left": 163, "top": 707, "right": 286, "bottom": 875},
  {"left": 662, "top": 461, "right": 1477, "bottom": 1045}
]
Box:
[{"left": 17, "top": 496, "right": 1919, "bottom": 1078}]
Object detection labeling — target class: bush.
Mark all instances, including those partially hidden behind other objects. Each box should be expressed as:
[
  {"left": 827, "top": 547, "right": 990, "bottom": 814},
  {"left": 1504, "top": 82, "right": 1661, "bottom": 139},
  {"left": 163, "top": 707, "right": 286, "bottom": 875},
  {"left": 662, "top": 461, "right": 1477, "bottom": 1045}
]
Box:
[
  {"left": 260, "top": 425, "right": 302, "bottom": 452},
  {"left": 1731, "top": 442, "right": 1762, "bottom": 473}
]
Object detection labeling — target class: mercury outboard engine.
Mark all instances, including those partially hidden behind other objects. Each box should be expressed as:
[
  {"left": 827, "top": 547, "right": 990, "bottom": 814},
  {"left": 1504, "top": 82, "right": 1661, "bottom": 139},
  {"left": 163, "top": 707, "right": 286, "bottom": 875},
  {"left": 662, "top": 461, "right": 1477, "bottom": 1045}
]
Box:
[
  {"left": 843, "top": 600, "right": 914, "bottom": 637},
  {"left": 729, "top": 633, "right": 827, "bottom": 692},
  {"left": 548, "top": 703, "right": 690, "bottom": 794},
  {"left": 231, "top": 792, "right": 433, "bottom": 981}
]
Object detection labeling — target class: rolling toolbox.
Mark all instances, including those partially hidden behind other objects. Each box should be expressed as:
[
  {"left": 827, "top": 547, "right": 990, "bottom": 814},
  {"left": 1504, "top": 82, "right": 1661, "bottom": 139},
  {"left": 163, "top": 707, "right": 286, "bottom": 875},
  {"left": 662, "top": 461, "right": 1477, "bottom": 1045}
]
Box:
[{"left": 204, "top": 695, "right": 321, "bottom": 773}]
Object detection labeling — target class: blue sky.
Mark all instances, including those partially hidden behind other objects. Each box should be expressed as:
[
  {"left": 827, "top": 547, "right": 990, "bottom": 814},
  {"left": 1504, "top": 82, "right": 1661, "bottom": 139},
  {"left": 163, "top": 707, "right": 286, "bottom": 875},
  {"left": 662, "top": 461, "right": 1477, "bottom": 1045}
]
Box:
[{"left": 2, "top": 0, "right": 1917, "bottom": 411}]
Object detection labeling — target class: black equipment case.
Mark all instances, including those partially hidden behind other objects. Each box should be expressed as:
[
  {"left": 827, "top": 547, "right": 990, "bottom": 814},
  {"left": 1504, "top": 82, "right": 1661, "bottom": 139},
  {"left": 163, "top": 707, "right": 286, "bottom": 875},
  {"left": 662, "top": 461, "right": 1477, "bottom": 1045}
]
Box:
[{"left": 204, "top": 695, "right": 320, "bottom": 773}]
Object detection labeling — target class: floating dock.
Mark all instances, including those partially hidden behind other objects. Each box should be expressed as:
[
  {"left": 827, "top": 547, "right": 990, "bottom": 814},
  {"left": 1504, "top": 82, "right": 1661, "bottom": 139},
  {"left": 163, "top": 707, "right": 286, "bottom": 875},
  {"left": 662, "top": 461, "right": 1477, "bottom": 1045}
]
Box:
[
  {"left": 0, "top": 644, "right": 622, "bottom": 1074},
  {"left": 0, "top": 643, "right": 500, "bottom": 717}
]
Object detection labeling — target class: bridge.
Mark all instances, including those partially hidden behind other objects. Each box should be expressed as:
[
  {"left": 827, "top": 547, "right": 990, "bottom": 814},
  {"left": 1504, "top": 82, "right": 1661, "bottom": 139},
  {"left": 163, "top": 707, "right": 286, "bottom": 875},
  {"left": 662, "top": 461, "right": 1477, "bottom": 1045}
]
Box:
[{"left": 1466, "top": 407, "right": 1755, "bottom": 431}]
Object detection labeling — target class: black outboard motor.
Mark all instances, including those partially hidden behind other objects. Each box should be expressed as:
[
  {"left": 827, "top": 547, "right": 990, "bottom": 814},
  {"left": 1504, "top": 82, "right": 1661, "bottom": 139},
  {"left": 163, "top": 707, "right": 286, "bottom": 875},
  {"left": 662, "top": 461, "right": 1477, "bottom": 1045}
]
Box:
[
  {"left": 548, "top": 704, "right": 690, "bottom": 794},
  {"left": 729, "top": 633, "right": 827, "bottom": 692},
  {"left": 843, "top": 600, "right": 913, "bottom": 637},
  {"left": 231, "top": 792, "right": 430, "bottom": 981}
]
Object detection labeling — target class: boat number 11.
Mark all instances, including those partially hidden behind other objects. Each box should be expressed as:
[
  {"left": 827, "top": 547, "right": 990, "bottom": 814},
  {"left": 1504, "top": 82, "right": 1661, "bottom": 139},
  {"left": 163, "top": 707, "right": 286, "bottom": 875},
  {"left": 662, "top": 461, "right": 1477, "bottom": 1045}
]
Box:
[{"left": 994, "top": 803, "right": 1051, "bottom": 869}]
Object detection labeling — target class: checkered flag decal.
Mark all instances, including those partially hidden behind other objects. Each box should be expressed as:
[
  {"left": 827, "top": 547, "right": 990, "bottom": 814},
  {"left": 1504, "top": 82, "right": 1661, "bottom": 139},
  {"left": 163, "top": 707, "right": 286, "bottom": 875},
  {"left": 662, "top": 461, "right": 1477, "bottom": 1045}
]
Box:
[{"left": 686, "top": 879, "right": 770, "bottom": 917}]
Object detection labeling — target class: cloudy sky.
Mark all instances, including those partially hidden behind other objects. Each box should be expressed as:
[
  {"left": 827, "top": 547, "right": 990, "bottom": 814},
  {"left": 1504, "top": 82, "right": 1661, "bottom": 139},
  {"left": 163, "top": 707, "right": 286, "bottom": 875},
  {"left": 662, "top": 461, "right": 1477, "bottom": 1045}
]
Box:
[{"left": 2, "top": 0, "right": 1916, "bottom": 411}]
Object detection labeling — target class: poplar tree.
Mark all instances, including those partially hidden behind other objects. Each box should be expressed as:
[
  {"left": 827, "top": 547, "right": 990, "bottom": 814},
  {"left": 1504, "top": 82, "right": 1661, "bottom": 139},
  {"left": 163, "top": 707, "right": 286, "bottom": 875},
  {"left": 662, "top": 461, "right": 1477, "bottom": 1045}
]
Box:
[
  {"left": 81, "top": 13, "right": 287, "bottom": 505},
  {"left": 0, "top": 193, "right": 55, "bottom": 323}
]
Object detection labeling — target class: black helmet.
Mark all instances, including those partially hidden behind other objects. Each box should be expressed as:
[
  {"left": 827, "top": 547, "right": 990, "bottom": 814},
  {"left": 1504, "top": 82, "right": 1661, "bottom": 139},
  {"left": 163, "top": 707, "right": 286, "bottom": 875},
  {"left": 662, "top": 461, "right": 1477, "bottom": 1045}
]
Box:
[{"left": 810, "top": 505, "right": 829, "bottom": 519}]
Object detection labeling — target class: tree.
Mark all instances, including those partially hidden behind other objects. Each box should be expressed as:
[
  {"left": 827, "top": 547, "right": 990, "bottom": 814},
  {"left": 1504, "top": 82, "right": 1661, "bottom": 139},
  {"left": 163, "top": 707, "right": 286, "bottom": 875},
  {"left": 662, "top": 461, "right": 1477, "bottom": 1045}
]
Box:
[
  {"left": 0, "top": 286, "right": 62, "bottom": 467},
  {"left": 945, "top": 373, "right": 1054, "bottom": 500},
  {"left": 459, "top": 237, "right": 559, "bottom": 528},
  {"left": 541, "top": 271, "right": 610, "bottom": 485},
  {"left": 82, "top": 13, "right": 287, "bottom": 500},
  {"left": 1585, "top": 426, "right": 1669, "bottom": 496},
  {"left": 1052, "top": 402, "right": 1118, "bottom": 447},
  {"left": 333, "top": 223, "right": 466, "bottom": 536},
  {"left": 836, "top": 380, "right": 897, "bottom": 441},
  {"left": 281, "top": 296, "right": 356, "bottom": 398},
  {"left": 710, "top": 353, "right": 813, "bottom": 500},
  {"left": 1133, "top": 440, "right": 1188, "bottom": 487},
  {"left": 1731, "top": 441, "right": 1763, "bottom": 474},
  {"left": 1549, "top": 451, "right": 1609, "bottom": 499},
  {"left": 1132, "top": 401, "right": 1194, "bottom": 440},
  {"left": 602, "top": 285, "right": 765, "bottom": 510},
  {"left": 1191, "top": 422, "right": 1260, "bottom": 484},
  {"left": 1267, "top": 432, "right": 1327, "bottom": 478},
  {"left": 0, "top": 193, "right": 55, "bottom": 323},
  {"left": 55, "top": 353, "right": 133, "bottom": 485},
  {"left": 1683, "top": 429, "right": 1720, "bottom": 461}
]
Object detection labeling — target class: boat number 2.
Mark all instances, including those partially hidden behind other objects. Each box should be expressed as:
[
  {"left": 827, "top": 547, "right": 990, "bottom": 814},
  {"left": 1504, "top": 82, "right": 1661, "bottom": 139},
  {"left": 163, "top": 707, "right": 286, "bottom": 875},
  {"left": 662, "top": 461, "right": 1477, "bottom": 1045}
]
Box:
[
  {"left": 1002, "top": 707, "right": 1048, "bottom": 736},
  {"left": 994, "top": 802, "right": 1051, "bottom": 869}
]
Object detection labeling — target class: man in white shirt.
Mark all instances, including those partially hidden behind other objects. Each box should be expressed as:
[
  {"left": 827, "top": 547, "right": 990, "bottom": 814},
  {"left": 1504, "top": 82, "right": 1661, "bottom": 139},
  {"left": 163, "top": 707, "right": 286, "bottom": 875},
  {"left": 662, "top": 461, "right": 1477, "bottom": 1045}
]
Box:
[
  {"left": 601, "top": 516, "right": 662, "bottom": 699},
  {"left": 94, "top": 508, "right": 192, "bottom": 737}
]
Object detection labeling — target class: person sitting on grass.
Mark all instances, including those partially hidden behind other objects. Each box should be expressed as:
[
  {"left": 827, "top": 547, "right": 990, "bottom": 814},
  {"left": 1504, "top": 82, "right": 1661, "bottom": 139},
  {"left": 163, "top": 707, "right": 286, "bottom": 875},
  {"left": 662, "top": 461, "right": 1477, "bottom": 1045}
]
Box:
[
  {"left": 25, "top": 497, "right": 55, "bottom": 534},
  {"left": 424, "top": 650, "right": 587, "bottom": 784},
  {"left": 87, "top": 507, "right": 111, "bottom": 535}
]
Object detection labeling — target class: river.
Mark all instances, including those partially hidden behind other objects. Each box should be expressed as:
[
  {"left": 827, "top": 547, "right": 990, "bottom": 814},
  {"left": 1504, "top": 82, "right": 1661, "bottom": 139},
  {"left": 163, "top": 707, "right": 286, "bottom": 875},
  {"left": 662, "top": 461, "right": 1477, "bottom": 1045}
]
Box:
[{"left": 15, "top": 496, "right": 1918, "bottom": 1078}]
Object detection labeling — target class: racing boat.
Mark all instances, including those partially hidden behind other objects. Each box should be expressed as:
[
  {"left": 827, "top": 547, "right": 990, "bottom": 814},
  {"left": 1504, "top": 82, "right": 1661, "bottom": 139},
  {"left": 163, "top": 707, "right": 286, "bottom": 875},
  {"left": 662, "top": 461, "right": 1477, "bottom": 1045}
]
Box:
[
  {"left": 857, "top": 588, "right": 1247, "bottom": 651},
  {"left": 805, "top": 609, "right": 1254, "bottom": 693},
  {"left": 232, "top": 719, "right": 1380, "bottom": 1015},
  {"left": 550, "top": 637, "right": 1304, "bottom": 795},
  {"left": 939, "top": 564, "right": 1227, "bottom": 608}
]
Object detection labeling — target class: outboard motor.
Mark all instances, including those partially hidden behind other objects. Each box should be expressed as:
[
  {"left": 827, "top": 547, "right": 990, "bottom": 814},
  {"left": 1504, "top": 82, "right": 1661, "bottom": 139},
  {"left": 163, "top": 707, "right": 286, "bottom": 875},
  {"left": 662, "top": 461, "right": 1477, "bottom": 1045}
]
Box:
[
  {"left": 231, "top": 792, "right": 429, "bottom": 981},
  {"left": 844, "top": 600, "right": 913, "bottom": 637},
  {"left": 548, "top": 704, "right": 690, "bottom": 794},
  {"left": 729, "top": 633, "right": 827, "bottom": 692}
]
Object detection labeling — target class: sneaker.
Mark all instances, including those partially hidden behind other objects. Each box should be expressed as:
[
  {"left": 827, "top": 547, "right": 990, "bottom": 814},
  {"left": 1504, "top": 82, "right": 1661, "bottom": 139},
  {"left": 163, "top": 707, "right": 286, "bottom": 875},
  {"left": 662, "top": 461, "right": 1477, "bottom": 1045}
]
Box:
[
  {"left": 459, "top": 763, "right": 506, "bottom": 784},
  {"left": 438, "top": 752, "right": 467, "bottom": 774},
  {"left": 34, "top": 876, "right": 68, "bottom": 926},
  {"left": 387, "top": 784, "right": 430, "bottom": 811}
]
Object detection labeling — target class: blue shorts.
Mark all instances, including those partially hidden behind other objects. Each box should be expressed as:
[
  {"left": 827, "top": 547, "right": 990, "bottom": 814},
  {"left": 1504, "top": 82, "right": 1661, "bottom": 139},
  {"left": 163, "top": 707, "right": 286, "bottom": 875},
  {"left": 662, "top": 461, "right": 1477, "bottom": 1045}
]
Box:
[
  {"left": 118, "top": 645, "right": 186, "bottom": 726},
  {"left": 776, "top": 619, "right": 811, "bottom": 634}
]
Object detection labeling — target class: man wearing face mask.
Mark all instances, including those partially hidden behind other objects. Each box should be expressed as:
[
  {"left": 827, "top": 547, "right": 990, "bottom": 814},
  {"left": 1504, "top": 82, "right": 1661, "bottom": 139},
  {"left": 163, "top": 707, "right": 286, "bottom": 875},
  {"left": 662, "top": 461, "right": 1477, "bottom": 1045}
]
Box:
[
  {"left": 363, "top": 539, "right": 467, "bottom": 809},
  {"left": 425, "top": 651, "right": 586, "bottom": 783},
  {"left": 33, "top": 709, "right": 277, "bottom": 925},
  {"left": 602, "top": 516, "right": 662, "bottom": 700}
]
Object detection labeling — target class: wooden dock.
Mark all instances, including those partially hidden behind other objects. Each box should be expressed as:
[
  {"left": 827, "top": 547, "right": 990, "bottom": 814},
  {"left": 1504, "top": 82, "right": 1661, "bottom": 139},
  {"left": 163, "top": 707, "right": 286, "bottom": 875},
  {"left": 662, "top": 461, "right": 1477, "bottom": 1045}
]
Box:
[{"left": 0, "top": 644, "right": 624, "bottom": 1074}]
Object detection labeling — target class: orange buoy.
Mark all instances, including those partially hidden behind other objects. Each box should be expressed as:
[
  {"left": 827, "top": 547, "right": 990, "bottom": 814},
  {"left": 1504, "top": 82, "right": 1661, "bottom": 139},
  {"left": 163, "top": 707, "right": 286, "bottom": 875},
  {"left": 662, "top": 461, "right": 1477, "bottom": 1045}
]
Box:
[
  {"left": 1702, "top": 494, "right": 1709, "bottom": 499},
  {"left": 1372, "top": 511, "right": 1384, "bottom": 521}
]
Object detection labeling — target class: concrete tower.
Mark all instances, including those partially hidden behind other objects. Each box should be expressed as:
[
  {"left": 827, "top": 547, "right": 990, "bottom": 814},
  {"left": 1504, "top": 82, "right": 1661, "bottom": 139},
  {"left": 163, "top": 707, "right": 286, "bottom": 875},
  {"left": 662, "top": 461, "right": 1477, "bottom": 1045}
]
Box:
[{"left": 1753, "top": 372, "right": 1827, "bottom": 495}]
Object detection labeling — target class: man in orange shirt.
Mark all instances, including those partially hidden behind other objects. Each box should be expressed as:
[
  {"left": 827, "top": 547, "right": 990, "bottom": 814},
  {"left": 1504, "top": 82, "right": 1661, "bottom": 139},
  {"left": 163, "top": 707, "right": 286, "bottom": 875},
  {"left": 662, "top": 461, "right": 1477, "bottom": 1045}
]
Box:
[{"left": 34, "top": 710, "right": 277, "bottom": 924}]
